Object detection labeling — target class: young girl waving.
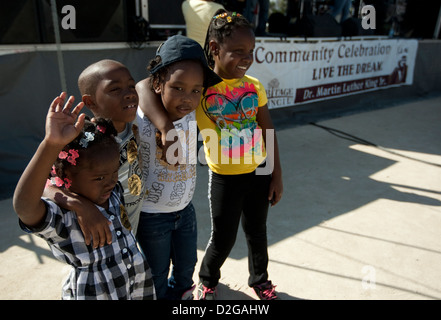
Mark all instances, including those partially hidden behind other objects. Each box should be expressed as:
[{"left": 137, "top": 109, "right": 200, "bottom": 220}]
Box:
[
  {"left": 138, "top": 10, "right": 283, "bottom": 300},
  {"left": 13, "top": 93, "right": 155, "bottom": 300}
]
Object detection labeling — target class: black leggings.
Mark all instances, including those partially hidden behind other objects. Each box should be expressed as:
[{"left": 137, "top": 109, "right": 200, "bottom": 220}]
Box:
[{"left": 198, "top": 168, "right": 271, "bottom": 288}]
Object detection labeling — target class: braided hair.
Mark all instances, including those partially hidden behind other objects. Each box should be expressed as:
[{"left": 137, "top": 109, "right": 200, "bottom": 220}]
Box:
[
  {"left": 53, "top": 117, "right": 119, "bottom": 181},
  {"left": 147, "top": 56, "right": 169, "bottom": 91},
  {"left": 203, "top": 9, "right": 253, "bottom": 69}
]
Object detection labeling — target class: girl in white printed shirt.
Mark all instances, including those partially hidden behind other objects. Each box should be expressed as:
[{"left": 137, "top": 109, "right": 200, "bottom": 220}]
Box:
[{"left": 136, "top": 35, "right": 221, "bottom": 300}]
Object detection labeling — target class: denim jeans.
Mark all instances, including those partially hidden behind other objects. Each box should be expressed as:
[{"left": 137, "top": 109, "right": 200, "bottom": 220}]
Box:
[
  {"left": 330, "top": 0, "right": 352, "bottom": 22},
  {"left": 137, "top": 202, "right": 197, "bottom": 299},
  {"left": 243, "top": 0, "right": 270, "bottom": 36}
]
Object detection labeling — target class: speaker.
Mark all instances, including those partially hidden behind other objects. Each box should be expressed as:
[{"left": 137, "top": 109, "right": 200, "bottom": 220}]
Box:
[
  {"left": 1, "top": 0, "right": 129, "bottom": 44},
  {"left": 147, "top": 0, "right": 186, "bottom": 40},
  {"left": 2, "top": 1, "right": 190, "bottom": 44},
  {"left": 0, "top": 0, "right": 42, "bottom": 44},
  {"left": 341, "top": 17, "right": 374, "bottom": 37},
  {"left": 268, "top": 12, "right": 289, "bottom": 34},
  {"left": 147, "top": 0, "right": 185, "bottom": 25},
  {"left": 300, "top": 13, "right": 342, "bottom": 37}
]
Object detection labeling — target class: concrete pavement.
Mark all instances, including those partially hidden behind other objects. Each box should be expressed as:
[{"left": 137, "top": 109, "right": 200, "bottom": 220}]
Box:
[{"left": 1, "top": 94, "right": 441, "bottom": 300}]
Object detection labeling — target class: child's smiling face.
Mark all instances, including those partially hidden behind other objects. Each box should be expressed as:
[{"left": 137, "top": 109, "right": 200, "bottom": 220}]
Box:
[
  {"left": 87, "top": 63, "right": 139, "bottom": 132},
  {"left": 155, "top": 60, "right": 204, "bottom": 121},
  {"left": 212, "top": 27, "right": 255, "bottom": 80}
]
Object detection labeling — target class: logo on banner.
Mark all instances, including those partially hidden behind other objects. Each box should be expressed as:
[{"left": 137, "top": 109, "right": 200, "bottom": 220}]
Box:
[
  {"left": 389, "top": 55, "right": 408, "bottom": 85},
  {"left": 266, "top": 78, "right": 295, "bottom": 109}
]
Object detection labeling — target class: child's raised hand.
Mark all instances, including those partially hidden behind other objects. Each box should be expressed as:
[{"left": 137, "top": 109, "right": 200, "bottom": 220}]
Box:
[{"left": 45, "top": 92, "right": 86, "bottom": 147}]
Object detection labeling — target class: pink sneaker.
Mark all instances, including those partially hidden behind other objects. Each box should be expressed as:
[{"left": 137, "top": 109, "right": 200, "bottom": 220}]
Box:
[
  {"left": 197, "top": 282, "right": 217, "bottom": 300},
  {"left": 252, "top": 280, "right": 279, "bottom": 300}
]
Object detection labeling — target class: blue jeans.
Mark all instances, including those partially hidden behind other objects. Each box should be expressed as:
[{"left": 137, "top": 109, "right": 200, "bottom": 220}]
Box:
[
  {"left": 243, "top": 0, "right": 270, "bottom": 36},
  {"left": 330, "top": 0, "right": 352, "bottom": 22},
  {"left": 137, "top": 203, "right": 197, "bottom": 299}
]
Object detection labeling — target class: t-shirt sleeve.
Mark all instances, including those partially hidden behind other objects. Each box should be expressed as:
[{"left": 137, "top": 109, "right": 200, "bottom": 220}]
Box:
[{"left": 257, "top": 79, "right": 268, "bottom": 107}]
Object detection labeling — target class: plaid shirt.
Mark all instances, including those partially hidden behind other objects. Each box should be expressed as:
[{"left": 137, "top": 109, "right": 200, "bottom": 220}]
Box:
[{"left": 20, "top": 183, "right": 155, "bottom": 300}]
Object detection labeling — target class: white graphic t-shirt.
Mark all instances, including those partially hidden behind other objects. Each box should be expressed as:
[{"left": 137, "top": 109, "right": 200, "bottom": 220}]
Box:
[{"left": 137, "top": 109, "right": 197, "bottom": 213}]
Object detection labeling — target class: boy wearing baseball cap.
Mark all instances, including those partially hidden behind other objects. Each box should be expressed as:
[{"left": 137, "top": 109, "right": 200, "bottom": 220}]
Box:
[{"left": 135, "top": 35, "right": 221, "bottom": 300}]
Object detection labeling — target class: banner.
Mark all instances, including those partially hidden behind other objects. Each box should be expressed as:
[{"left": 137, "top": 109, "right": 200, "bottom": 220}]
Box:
[{"left": 248, "top": 38, "right": 418, "bottom": 109}]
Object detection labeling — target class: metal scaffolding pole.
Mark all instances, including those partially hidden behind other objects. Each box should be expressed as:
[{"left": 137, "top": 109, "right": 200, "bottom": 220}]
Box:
[
  {"left": 434, "top": 4, "right": 441, "bottom": 39},
  {"left": 50, "top": 0, "right": 67, "bottom": 93}
]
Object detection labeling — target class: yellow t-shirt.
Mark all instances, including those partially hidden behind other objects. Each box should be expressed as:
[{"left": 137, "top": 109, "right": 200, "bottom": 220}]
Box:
[{"left": 196, "top": 75, "right": 268, "bottom": 175}]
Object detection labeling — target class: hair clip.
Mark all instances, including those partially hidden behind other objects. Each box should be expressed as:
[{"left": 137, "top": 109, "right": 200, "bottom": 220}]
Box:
[
  {"left": 49, "top": 177, "right": 72, "bottom": 188},
  {"left": 213, "top": 12, "right": 228, "bottom": 20},
  {"left": 67, "top": 149, "right": 79, "bottom": 165},
  {"left": 59, "top": 149, "right": 79, "bottom": 165},
  {"left": 64, "top": 178, "right": 72, "bottom": 188},
  {"left": 213, "top": 12, "right": 241, "bottom": 21},
  {"left": 97, "top": 125, "right": 106, "bottom": 134},
  {"left": 80, "top": 132, "right": 95, "bottom": 148},
  {"left": 58, "top": 151, "right": 68, "bottom": 159}
]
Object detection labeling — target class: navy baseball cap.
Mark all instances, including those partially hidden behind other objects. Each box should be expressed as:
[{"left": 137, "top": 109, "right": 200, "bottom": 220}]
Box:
[{"left": 149, "top": 35, "right": 222, "bottom": 88}]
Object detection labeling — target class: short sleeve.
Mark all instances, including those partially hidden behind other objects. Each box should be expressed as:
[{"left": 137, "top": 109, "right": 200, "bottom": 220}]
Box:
[
  {"left": 255, "top": 79, "right": 268, "bottom": 107},
  {"left": 19, "top": 199, "right": 70, "bottom": 244}
]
